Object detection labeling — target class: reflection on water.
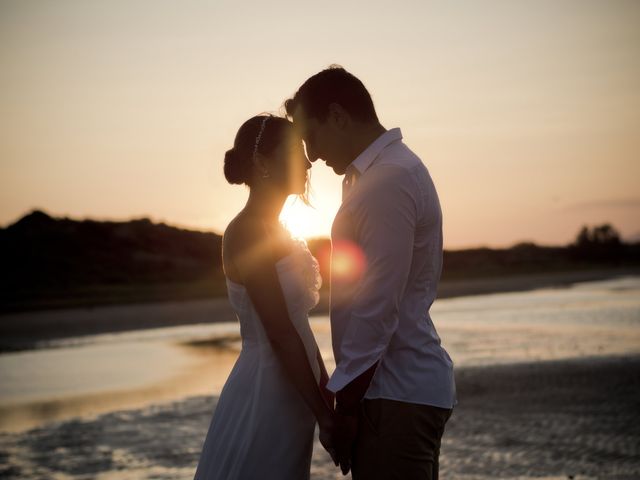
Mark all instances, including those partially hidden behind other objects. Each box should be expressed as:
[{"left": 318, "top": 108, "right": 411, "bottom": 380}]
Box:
[
  {"left": 432, "top": 276, "right": 640, "bottom": 366},
  {"left": 0, "top": 276, "right": 639, "bottom": 432},
  {"left": 0, "top": 324, "right": 241, "bottom": 432}
]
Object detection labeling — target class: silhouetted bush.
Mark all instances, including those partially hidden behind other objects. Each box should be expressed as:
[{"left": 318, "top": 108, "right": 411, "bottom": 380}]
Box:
[
  {"left": 0, "top": 210, "right": 224, "bottom": 311},
  {"left": 569, "top": 224, "right": 625, "bottom": 263}
]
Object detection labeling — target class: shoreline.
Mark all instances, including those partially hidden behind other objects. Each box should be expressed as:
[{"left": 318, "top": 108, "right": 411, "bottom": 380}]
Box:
[
  {"left": 1, "top": 267, "right": 638, "bottom": 352},
  {"left": 0, "top": 354, "right": 638, "bottom": 479}
]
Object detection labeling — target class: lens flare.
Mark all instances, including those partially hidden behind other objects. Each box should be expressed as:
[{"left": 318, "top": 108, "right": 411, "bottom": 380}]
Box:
[{"left": 329, "top": 240, "right": 366, "bottom": 284}]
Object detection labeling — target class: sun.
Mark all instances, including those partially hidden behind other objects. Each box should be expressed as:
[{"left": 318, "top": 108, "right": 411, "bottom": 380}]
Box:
[
  {"left": 279, "top": 198, "right": 318, "bottom": 239},
  {"left": 279, "top": 196, "right": 332, "bottom": 239},
  {"left": 278, "top": 171, "right": 343, "bottom": 239}
]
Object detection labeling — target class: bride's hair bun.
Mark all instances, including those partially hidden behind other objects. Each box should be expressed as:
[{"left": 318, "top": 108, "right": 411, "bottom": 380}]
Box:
[
  {"left": 223, "top": 115, "right": 292, "bottom": 187},
  {"left": 224, "top": 148, "right": 246, "bottom": 185}
]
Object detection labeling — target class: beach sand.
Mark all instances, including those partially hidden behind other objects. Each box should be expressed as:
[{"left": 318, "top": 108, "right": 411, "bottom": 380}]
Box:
[{"left": 0, "top": 355, "right": 638, "bottom": 479}]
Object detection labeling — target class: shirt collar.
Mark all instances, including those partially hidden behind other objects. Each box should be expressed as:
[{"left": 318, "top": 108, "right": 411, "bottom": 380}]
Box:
[{"left": 348, "top": 128, "right": 403, "bottom": 176}]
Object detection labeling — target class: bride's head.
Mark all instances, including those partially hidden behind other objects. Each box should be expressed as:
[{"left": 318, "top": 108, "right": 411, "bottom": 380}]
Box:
[{"left": 224, "top": 115, "right": 311, "bottom": 200}]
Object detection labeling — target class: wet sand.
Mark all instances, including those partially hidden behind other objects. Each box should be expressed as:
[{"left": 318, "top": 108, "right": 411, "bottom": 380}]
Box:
[
  {"left": 1, "top": 268, "right": 636, "bottom": 351},
  {"left": 0, "top": 355, "right": 638, "bottom": 480}
]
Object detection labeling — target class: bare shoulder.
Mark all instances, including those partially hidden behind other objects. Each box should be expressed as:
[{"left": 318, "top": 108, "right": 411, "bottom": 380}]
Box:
[
  {"left": 223, "top": 213, "right": 257, "bottom": 279},
  {"left": 223, "top": 213, "right": 253, "bottom": 258},
  {"left": 222, "top": 212, "right": 290, "bottom": 283}
]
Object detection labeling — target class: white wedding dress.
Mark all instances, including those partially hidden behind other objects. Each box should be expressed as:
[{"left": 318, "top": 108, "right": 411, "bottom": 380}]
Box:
[{"left": 194, "top": 239, "right": 323, "bottom": 480}]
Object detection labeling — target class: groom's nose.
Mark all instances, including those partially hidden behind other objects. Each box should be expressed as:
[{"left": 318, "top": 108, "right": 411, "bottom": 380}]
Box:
[{"left": 307, "top": 149, "right": 322, "bottom": 164}]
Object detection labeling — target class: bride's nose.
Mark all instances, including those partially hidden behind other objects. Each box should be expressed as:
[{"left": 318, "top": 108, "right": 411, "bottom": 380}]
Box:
[{"left": 305, "top": 145, "right": 319, "bottom": 163}]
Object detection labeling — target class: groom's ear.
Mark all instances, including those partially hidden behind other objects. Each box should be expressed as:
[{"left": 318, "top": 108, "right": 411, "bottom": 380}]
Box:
[{"left": 328, "top": 102, "right": 349, "bottom": 130}]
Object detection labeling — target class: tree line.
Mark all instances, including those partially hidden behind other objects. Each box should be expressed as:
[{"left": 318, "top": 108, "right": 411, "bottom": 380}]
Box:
[{"left": 1, "top": 211, "right": 637, "bottom": 312}]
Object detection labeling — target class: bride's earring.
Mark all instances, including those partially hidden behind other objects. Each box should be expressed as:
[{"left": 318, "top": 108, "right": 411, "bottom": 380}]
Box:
[{"left": 262, "top": 170, "right": 270, "bottom": 179}]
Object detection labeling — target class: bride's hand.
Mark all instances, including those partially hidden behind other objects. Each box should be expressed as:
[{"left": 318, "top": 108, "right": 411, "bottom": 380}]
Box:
[{"left": 318, "top": 414, "right": 339, "bottom": 467}]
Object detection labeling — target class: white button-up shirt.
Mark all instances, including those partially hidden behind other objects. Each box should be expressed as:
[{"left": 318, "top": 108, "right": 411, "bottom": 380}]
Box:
[{"left": 326, "top": 128, "right": 456, "bottom": 409}]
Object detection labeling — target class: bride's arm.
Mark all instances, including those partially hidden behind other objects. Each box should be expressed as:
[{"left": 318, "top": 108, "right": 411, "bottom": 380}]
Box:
[
  {"left": 317, "top": 348, "right": 334, "bottom": 409},
  {"left": 229, "top": 221, "right": 335, "bottom": 433}
]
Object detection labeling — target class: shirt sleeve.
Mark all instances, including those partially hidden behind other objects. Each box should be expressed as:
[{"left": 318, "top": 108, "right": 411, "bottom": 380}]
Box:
[{"left": 327, "top": 167, "right": 418, "bottom": 393}]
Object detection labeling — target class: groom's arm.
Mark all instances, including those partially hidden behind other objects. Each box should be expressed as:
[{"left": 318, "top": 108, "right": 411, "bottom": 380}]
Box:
[
  {"left": 334, "top": 361, "right": 378, "bottom": 415},
  {"left": 327, "top": 166, "right": 417, "bottom": 396},
  {"left": 331, "top": 361, "right": 378, "bottom": 475}
]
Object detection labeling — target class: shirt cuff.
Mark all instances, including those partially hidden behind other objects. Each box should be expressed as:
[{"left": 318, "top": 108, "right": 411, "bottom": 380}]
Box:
[{"left": 326, "top": 354, "right": 381, "bottom": 393}]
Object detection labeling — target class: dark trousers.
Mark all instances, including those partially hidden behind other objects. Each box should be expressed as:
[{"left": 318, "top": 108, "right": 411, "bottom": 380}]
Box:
[{"left": 352, "top": 398, "right": 453, "bottom": 480}]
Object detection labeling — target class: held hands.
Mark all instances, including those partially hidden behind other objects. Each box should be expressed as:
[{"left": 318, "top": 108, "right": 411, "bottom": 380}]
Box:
[
  {"left": 318, "top": 410, "right": 359, "bottom": 475},
  {"left": 317, "top": 375, "right": 362, "bottom": 475},
  {"left": 333, "top": 410, "right": 358, "bottom": 475},
  {"left": 320, "top": 359, "right": 376, "bottom": 473},
  {"left": 318, "top": 416, "right": 339, "bottom": 469}
]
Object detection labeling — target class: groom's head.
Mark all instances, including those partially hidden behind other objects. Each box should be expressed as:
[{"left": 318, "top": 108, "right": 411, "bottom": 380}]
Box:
[{"left": 285, "top": 66, "right": 380, "bottom": 175}]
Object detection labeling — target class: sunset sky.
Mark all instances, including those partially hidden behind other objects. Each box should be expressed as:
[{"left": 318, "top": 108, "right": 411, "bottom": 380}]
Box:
[{"left": 1, "top": 0, "right": 639, "bottom": 248}]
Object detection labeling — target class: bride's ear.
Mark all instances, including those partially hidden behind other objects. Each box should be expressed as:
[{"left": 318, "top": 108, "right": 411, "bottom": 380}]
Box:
[{"left": 252, "top": 153, "right": 270, "bottom": 179}]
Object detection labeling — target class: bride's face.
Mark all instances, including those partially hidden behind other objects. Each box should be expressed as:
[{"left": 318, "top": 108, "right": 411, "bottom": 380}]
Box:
[{"left": 268, "top": 132, "right": 311, "bottom": 195}]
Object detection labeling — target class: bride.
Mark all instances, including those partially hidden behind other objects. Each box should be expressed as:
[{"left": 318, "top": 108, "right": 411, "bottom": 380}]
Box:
[{"left": 193, "top": 115, "right": 336, "bottom": 479}]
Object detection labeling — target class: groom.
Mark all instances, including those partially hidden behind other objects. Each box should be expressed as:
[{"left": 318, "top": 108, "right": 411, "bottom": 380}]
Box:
[{"left": 286, "top": 66, "right": 456, "bottom": 479}]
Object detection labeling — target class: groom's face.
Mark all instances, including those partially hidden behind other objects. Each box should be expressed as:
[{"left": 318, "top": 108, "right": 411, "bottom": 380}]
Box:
[{"left": 292, "top": 105, "right": 351, "bottom": 176}]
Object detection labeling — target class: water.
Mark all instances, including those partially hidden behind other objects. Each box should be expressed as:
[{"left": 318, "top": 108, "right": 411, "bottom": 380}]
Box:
[
  {"left": 1, "top": 276, "right": 639, "bottom": 432},
  {"left": 430, "top": 276, "right": 640, "bottom": 366}
]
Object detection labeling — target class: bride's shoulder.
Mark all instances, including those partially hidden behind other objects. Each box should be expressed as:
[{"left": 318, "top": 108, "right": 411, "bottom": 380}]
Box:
[
  {"left": 222, "top": 215, "right": 246, "bottom": 255},
  {"left": 223, "top": 214, "right": 292, "bottom": 266}
]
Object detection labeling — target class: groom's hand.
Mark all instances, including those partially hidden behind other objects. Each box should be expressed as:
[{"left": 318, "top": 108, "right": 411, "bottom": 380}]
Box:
[
  {"left": 331, "top": 362, "right": 378, "bottom": 474},
  {"left": 321, "top": 385, "right": 335, "bottom": 410},
  {"left": 333, "top": 409, "right": 359, "bottom": 475}
]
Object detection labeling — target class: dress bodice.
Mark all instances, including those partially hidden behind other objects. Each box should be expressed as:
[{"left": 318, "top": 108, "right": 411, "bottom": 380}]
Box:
[{"left": 225, "top": 239, "right": 322, "bottom": 379}]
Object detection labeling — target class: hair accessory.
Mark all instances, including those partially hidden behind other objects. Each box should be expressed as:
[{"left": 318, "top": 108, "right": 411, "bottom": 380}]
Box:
[{"left": 253, "top": 116, "right": 270, "bottom": 160}]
